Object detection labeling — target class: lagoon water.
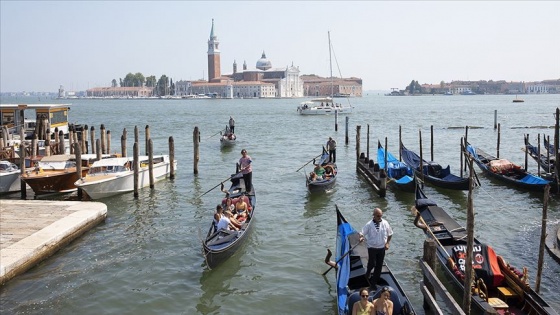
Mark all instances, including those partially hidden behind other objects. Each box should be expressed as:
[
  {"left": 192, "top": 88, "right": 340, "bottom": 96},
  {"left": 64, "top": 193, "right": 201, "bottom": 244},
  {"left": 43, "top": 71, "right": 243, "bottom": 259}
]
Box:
[{"left": 1, "top": 93, "right": 559, "bottom": 314}]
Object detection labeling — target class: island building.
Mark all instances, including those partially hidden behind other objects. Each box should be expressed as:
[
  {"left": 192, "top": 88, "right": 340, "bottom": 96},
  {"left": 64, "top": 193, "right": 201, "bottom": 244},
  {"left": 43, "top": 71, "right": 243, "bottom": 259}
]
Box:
[{"left": 85, "top": 19, "right": 362, "bottom": 98}]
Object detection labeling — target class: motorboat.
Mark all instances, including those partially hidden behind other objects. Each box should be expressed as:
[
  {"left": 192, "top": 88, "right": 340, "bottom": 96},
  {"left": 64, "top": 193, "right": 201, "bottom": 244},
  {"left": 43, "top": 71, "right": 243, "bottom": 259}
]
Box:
[
  {"left": 297, "top": 97, "right": 352, "bottom": 115},
  {"left": 0, "top": 160, "right": 21, "bottom": 193},
  {"left": 74, "top": 155, "right": 176, "bottom": 199}
]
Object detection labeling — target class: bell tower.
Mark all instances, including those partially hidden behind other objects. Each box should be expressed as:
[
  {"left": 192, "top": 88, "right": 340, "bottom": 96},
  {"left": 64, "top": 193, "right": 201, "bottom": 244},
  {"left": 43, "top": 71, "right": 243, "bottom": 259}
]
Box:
[{"left": 207, "top": 19, "right": 221, "bottom": 82}]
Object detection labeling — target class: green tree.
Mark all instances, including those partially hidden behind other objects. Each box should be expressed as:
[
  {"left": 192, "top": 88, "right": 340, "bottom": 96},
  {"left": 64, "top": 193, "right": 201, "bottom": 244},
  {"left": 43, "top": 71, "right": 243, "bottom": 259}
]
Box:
[
  {"left": 111, "top": 79, "right": 117, "bottom": 87},
  {"left": 133, "top": 72, "right": 145, "bottom": 87},
  {"left": 145, "top": 75, "right": 157, "bottom": 88},
  {"left": 157, "top": 75, "right": 169, "bottom": 96}
]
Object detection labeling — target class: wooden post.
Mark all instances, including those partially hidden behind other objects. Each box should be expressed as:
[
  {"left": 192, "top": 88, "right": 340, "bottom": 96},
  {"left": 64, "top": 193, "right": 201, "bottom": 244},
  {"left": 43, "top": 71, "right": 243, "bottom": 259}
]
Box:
[
  {"left": 74, "top": 142, "right": 83, "bottom": 199},
  {"left": 430, "top": 125, "right": 434, "bottom": 162},
  {"left": 497, "top": 123, "right": 501, "bottom": 159},
  {"left": 169, "top": 136, "right": 175, "bottom": 179},
  {"left": 464, "top": 126, "right": 469, "bottom": 172},
  {"left": 69, "top": 126, "right": 74, "bottom": 154},
  {"left": 148, "top": 139, "right": 154, "bottom": 188},
  {"left": 399, "top": 125, "right": 402, "bottom": 161},
  {"left": 145, "top": 125, "right": 150, "bottom": 155},
  {"left": 90, "top": 126, "right": 96, "bottom": 155},
  {"left": 193, "top": 126, "right": 200, "bottom": 174},
  {"left": 100, "top": 124, "right": 106, "bottom": 154},
  {"left": 356, "top": 125, "right": 361, "bottom": 160},
  {"left": 19, "top": 126, "right": 26, "bottom": 199},
  {"left": 133, "top": 142, "right": 139, "bottom": 198},
  {"left": 422, "top": 239, "right": 436, "bottom": 310},
  {"left": 106, "top": 130, "right": 111, "bottom": 154},
  {"left": 31, "top": 133, "right": 38, "bottom": 158},
  {"left": 555, "top": 108, "right": 560, "bottom": 189},
  {"left": 366, "top": 124, "right": 370, "bottom": 160},
  {"left": 82, "top": 124, "right": 88, "bottom": 154},
  {"left": 121, "top": 128, "right": 127, "bottom": 157},
  {"left": 460, "top": 138, "right": 464, "bottom": 178},
  {"left": 96, "top": 139, "right": 102, "bottom": 161},
  {"left": 494, "top": 109, "right": 498, "bottom": 129},
  {"left": 463, "top": 158, "right": 475, "bottom": 314},
  {"left": 345, "top": 116, "right": 349, "bottom": 145},
  {"left": 419, "top": 129, "right": 425, "bottom": 186},
  {"left": 537, "top": 134, "right": 541, "bottom": 175},
  {"left": 134, "top": 125, "right": 139, "bottom": 144},
  {"left": 45, "top": 134, "right": 51, "bottom": 157},
  {"left": 546, "top": 134, "right": 551, "bottom": 173},
  {"left": 524, "top": 134, "right": 529, "bottom": 172},
  {"left": 334, "top": 109, "right": 338, "bottom": 131},
  {"left": 535, "top": 185, "right": 549, "bottom": 293},
  {"left": 58, "top": 130, "right": 65, "bottom": 154}
]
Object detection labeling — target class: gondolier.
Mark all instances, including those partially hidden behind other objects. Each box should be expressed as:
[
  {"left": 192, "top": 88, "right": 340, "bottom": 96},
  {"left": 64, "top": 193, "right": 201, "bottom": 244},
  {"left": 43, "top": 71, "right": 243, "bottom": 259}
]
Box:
[
  {"left": 239, "top": 149, "right": 252, "bottom": 193},
  {"left": 359, "top": 207, "right": 393, "bottom": 290},
  {"left": 327, "top": 137, "right": 337, "bottom": 163},
  {"left": 229, "top": 116, "right": 235, "bottom": 134}
]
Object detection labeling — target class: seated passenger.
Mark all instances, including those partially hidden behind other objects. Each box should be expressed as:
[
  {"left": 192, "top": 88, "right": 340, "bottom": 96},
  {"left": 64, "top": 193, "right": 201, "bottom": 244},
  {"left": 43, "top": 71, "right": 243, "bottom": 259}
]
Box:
[
  {"left": 235, "top": 197, "right": 249, "bottom": 219},
  {"left": 217, "top": 211, "right": 240, "bottom": 231},
  {"left": 314, "top": 164, "right": 325, "bottom": 178},
  {"left": 352, "top": 288, "right": 373, "bottom": 315},
  {"left": 213, "top": 205, "right": 224, "bottom": 227},
  {"left": 372, "top": 287, "right": 394, "bottom": 315}
]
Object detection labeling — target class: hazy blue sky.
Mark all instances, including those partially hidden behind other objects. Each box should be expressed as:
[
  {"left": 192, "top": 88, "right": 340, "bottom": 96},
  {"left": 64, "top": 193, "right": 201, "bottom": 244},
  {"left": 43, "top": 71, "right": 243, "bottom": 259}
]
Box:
[{"left": 1, "top": 1, "right": 558, "bottom": 92}]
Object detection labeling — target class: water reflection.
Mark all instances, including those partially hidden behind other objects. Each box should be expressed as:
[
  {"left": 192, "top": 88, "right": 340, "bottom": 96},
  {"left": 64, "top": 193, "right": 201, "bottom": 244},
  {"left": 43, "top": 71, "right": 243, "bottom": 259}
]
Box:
[{"left": 197, "top": 254, "right": 242, "bottom": 314}]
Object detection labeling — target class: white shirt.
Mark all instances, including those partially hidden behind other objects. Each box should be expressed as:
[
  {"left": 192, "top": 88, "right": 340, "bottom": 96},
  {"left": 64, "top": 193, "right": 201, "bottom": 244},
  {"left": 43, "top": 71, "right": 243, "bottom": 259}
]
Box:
[
  {"left": 216, "top": 216, "right": 231, "bottom": 230},
  {"left": 361, "top": 218, "right": 393, "bottom": 249}
]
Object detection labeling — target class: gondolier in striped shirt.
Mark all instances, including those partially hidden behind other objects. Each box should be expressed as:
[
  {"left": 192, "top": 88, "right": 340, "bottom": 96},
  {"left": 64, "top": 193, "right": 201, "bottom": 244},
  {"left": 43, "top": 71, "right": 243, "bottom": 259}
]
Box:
[{"left": 359, "top": 207, "right": 393, "bottom": 290}]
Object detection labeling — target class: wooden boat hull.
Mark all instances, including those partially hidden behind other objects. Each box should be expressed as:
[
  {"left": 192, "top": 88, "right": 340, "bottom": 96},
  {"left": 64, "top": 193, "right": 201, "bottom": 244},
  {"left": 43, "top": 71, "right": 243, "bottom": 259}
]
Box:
[
  {"left": 332, "top": 208, "right": 416, "bottom": 315},
  {"left": 400, "top": 143, "right": 469, "bottom": 190},
  {"left": 21, "top": 168, "right": 88, "bottom": 194},
  {"left": 466, "top": 142, "right": 551, "bottom": 192},
  {"left": 76, "top": 158, "right": 175, "bottom": 199},
  {"left": 202, "top": 172, "right": 256, "bottom": 269},
  {"left": 414, "top": 185, "right": 558, "bottom": 315},
  {"left": 356, "top": 153, "right": 387, "bottom": 197}
]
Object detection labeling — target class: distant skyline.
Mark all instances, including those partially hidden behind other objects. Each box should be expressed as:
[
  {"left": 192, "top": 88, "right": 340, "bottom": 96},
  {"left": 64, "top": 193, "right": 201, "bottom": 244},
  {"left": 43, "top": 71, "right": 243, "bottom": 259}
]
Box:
[{"left": 1, "top": 1, "right": 558, "bottom": 93}]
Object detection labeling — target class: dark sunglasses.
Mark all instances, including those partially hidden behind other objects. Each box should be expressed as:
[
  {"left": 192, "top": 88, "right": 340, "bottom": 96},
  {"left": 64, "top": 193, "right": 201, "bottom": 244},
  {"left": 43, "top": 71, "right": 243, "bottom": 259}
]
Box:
[{"left": 361, "top": 294, "right": 368, "bottom": 297}]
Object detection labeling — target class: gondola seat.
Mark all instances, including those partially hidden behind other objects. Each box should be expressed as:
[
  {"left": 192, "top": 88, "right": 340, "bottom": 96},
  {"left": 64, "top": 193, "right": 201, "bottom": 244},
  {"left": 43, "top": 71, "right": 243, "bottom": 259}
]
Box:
[
  {"left": 369, "top": 286, "right": 403, "bottom": 314},
  {"left": 346, "top": 291, "right": 361, "bottom": 312}
]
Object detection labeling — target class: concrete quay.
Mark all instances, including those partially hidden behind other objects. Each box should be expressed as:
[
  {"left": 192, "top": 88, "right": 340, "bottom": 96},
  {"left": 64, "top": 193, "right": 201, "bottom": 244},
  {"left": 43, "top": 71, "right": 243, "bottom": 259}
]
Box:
[
  {"left": 545, "top": 222, "right": 560, "bottom": 264},
  {"left": 0, "top": 200, "right": 107, "bottom": 285}
]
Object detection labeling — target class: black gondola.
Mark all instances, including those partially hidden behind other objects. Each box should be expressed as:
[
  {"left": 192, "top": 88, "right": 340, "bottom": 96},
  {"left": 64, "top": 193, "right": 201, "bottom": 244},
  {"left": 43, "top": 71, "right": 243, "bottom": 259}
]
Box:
[
  {"left": 413, "top": 184, "right": 558, "bottom": 315},
  {"left": 202, "top": 166, "right": 256, "bottom": 269},
  {"left": 466, "top": 141, "right": 551, "bottom": 192},
  {"left": 524, "top": 137, "right": 556, "bottom": 174},
  {"left": 400, "top": 141, "right": 470, "bottom": 190},
  {"left": 326, "top": 206, "right": 416, "bottom": 315},
  {"left": 306, "top": 148, "right": 337, "bottom": 192}
]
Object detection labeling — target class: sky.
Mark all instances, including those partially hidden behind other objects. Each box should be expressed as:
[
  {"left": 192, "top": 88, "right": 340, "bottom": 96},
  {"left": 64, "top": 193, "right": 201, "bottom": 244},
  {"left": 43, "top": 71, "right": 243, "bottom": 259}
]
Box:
[{"left": 1, "top": 1, "right": 559, "bottom": 92}]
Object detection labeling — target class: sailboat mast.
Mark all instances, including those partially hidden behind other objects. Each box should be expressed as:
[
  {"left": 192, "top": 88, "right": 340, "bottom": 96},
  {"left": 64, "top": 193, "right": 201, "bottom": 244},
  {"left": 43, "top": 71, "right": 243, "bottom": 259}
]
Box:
[{"left": 328, "top": 31, "right": 333, "bottom": 98}]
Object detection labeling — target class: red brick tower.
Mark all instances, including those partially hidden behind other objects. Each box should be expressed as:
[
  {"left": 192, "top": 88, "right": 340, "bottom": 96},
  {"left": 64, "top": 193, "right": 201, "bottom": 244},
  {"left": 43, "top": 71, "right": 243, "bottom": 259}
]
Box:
[{"left": 207, "top": 19, "right": 221, "bottom": 82}]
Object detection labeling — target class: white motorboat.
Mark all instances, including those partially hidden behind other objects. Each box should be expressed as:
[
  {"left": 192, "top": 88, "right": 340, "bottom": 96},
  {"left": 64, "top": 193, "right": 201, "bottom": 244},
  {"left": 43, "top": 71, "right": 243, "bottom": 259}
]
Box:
[
  {"left": 296, "top": 32, "right": 353, "bottom": 115},
  {"left": 297, "top": 97, "right": 352, "bottom": 115},
  {"left": 0, "top": 160, "right": 21, "bottom": 193},
  {"left": 74, "top": 155, "right": 176, "bottom": 199}
]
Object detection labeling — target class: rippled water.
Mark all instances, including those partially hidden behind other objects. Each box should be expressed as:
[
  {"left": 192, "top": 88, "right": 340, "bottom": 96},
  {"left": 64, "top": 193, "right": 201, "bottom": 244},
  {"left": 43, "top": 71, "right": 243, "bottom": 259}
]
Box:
[{"left": 1, "top": 94, "right": 559, "bottom": 314}]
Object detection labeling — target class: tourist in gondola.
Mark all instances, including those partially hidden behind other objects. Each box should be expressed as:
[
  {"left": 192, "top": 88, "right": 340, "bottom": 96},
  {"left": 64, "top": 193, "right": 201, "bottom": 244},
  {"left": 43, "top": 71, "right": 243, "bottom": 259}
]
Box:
[
  {"left": 239, "top": 149, "right": 253, "bottom": 193},
  {"left": 351, "top": 288, "right": 373, "bottom": 315},
  {"left": 359, "top": 208, "right": 393, "bottom": 290},
  {"left": 213, "top": 205, "right": 224, "bottom": 226},
  {"left": 372, "top": 287, "right": 393, "bottom": 315}
]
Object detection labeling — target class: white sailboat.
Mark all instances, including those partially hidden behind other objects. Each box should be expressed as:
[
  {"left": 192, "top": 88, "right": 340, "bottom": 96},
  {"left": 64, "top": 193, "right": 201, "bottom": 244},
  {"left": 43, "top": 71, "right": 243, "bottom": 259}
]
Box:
[{"left": 297, "top": 32, "right": 353, "bottom": 115}]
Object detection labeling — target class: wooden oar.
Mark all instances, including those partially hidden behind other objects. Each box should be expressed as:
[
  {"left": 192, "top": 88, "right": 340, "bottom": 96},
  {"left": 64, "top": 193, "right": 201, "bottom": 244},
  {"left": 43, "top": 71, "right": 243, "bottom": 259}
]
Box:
[
  {"left": 205, "top": 130, "right": 222, "bottom": 140},
  {"left": 196, "top": 165, "right": 249, "bottom": 198},
  {"left": 411, "top": 206, "right": 456, "bottom": 269},
  {"left": 322, "top": 239, "right": 362, "bottom": 276},
  {"left": 296, "top": 152, "right": 324, "bottom": 172}
]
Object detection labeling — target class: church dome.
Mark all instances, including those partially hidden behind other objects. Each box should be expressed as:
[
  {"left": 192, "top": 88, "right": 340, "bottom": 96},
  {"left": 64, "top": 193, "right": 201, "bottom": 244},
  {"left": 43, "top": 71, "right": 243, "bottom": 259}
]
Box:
[{"left": 256, "top": 51, "right": 272, "bottom": 70}]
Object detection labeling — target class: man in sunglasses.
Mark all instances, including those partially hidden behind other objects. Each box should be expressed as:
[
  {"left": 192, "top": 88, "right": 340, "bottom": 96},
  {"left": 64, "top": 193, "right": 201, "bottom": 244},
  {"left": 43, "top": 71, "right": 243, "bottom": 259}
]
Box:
[{"left": 359, "top": 207, "right": 393, "bottom": 290}]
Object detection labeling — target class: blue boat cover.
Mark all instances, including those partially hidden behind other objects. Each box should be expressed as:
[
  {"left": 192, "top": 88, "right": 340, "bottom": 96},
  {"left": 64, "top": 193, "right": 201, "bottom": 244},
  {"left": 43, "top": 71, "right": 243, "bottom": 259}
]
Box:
[
  {"left": 378, "top": 147, "right": 414, "bottom": 181},
  {"left": 520, "top": 174, "right": 550, "bottom": 185},
  {"left": 336, "top": 222, "right": 356, "bottom": 315}
]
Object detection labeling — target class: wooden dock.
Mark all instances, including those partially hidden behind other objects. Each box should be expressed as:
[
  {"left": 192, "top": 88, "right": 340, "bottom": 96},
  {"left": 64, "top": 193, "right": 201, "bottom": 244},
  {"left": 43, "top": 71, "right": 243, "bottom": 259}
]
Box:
[{"left": 0, "top": 200, "right": 107, "bottom": 285}]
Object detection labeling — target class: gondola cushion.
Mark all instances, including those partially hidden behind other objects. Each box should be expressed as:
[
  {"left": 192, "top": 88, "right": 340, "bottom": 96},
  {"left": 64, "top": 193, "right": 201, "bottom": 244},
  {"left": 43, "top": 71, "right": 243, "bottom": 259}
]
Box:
[{"left": 452, "top": 244, "right": 504, "bottom": 288}]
